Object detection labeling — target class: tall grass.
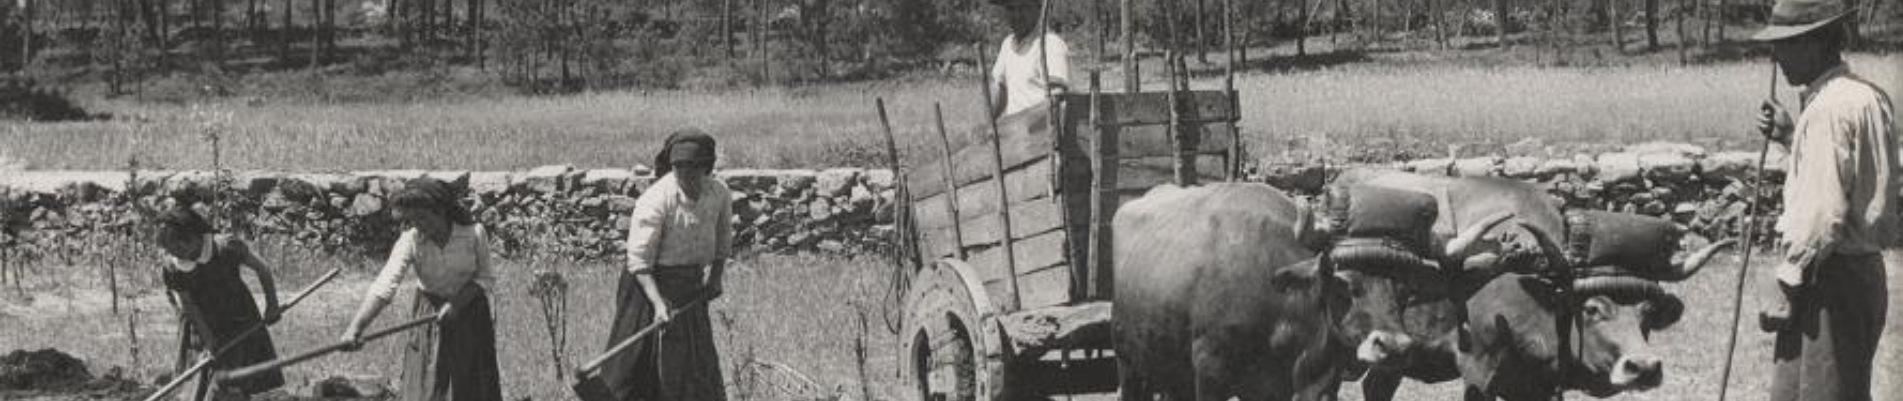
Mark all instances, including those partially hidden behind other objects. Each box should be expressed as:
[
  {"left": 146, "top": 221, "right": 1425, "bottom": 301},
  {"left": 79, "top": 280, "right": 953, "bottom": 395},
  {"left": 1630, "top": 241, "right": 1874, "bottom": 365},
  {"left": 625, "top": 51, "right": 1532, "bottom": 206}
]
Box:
[
  {"left": 2, "top": 54, "right": 1898, "bottom": 171},
  {"left": 0, "top": 248, "right": 902, "bottom": 401}
]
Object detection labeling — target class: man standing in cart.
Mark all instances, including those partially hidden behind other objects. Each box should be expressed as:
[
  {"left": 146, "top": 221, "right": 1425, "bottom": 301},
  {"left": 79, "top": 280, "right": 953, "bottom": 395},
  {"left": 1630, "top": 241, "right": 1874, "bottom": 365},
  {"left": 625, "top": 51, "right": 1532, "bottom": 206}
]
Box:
[
  {"left": 988, "top": 0, "right": 1070, "bottom": 120},
  {"left": 1750, "top": 0, "right": 1901, "bottom": 400}
]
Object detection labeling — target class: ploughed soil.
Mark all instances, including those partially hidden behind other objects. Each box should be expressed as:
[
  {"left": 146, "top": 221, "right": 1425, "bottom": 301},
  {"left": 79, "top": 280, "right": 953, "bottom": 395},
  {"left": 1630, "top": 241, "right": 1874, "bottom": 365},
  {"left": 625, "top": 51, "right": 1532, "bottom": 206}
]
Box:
[{"left": 0, "top": 348, "right": 391, "bottom": 401}]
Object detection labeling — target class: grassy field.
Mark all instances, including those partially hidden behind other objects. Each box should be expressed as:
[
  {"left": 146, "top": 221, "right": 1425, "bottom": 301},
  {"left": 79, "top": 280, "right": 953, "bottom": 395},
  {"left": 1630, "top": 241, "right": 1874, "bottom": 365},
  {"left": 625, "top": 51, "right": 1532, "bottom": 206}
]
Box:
[
  {"left": 4, "top": 53, "right": 1897, "bottom": 171},
  {"left": 0, "top": 243, "right": 905, "bottom": 401},
  {"left": 5, "top": 234, "right": 1901, "bottom": 401}
]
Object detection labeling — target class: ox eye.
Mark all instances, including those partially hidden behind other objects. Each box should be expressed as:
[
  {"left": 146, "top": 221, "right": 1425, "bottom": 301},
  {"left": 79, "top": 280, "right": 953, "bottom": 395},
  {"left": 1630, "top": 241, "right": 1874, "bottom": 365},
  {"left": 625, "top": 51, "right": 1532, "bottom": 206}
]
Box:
[{"left": 1582, "top": 302, "right": 1609, "bottom": 321}]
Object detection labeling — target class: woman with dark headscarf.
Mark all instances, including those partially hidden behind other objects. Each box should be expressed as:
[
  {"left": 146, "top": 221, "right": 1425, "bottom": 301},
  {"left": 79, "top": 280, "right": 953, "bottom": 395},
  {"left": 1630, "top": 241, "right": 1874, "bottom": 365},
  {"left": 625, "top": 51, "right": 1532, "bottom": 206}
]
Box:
[
  {"left": 599, "top": 128, "right": 733, "bottom": 401},
  {"left": 338, "top": 177, "right": 502, "bottom": 401},
  {"left": 152, "top": 205, "right": 285, "bottom": 401}
]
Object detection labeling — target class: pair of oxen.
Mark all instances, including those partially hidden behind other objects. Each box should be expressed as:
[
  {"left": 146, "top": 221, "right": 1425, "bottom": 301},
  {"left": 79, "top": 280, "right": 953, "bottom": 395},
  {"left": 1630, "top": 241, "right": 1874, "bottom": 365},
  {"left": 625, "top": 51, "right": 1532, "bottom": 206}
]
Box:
[{"left": 1113, "top": 169, "right": 1738, "bottom": 401}]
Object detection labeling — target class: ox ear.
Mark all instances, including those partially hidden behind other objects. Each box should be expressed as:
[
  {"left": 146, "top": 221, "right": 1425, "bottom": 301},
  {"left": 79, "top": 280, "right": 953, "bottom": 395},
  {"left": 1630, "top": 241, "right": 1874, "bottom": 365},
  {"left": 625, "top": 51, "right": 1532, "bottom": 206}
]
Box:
[{"left": 1643, "top": 293, "right": 1686, "bottom": 330}]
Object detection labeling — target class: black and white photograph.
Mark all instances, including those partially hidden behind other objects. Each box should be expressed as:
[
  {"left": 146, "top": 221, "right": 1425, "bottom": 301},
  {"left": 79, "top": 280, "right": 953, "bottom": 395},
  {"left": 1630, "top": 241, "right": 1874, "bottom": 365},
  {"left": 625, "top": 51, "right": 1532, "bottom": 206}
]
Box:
[{"left": 1, "top": 0, "right": 1900, "bottom": 400}]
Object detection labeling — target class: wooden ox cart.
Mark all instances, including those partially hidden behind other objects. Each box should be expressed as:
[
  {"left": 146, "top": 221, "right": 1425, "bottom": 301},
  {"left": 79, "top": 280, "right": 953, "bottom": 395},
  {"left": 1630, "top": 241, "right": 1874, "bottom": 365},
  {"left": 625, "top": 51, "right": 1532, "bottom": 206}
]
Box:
[{"left": 892, "top": 74, "right": 1243, "bottom": 401}]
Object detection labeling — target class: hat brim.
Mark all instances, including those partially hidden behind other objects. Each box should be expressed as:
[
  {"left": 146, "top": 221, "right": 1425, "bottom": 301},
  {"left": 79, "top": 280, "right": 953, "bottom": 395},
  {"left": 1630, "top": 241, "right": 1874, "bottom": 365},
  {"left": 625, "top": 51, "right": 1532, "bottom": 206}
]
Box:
[{"left": 1751, "top": 11, "right": 1850, "bottom": 42}]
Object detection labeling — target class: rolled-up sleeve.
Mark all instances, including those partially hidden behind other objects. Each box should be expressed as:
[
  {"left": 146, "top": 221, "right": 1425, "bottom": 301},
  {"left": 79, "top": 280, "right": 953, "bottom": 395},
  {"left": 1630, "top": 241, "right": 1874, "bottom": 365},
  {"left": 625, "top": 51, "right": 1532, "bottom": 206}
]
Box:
[
  {"left": 626, "top": 187, "right": 675, "bottom": 274},
  {"left": 1777, "top": 113, "right": 1853, "bottom": 284},
  {"left": 367, "top": 230, "right": 418, "bottom": 301},
  {"left": 1045, "top": 34, "right": 1071, "bottom": 88},
  {"left": 472, "top": 224, "right": 496, "bottom": 293},
  {"left": 716, "top": 187, "right": 735, "bottom": 260}
]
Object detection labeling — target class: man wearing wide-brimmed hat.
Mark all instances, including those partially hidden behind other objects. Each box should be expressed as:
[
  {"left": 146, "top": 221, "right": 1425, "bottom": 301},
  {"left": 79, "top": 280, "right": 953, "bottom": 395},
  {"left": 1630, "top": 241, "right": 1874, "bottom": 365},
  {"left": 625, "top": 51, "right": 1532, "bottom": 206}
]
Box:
[
  {"left": 1751, "top": 0, "right": 1899, "bottom": 400},
  {"left": 987, "top": 0, "right": 1070, "bottom": 119}
]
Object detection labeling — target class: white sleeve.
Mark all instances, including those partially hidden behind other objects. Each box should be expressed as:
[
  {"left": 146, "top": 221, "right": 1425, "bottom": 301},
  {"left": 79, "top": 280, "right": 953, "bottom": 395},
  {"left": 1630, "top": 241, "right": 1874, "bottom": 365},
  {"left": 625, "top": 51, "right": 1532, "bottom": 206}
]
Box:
[
  {"left": 367, "top": 230, "right": 418, "bottom": 301},
  {"left": 1045, "top": 34, "right": 1071, "bottom": 88}
]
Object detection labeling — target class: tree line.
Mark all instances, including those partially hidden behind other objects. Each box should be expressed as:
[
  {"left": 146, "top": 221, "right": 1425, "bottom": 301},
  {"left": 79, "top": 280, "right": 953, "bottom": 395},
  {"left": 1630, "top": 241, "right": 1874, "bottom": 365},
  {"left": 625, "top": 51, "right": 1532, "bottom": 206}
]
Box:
[{"left": 0, "top": 0, "right": 1894, "bottom": 91}]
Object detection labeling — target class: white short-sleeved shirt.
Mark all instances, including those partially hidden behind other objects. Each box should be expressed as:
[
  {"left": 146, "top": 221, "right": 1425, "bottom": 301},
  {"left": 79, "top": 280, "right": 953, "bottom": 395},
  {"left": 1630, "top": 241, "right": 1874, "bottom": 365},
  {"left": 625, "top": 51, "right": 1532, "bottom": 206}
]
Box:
[
  {"left": 990, "top": 32, "right": 1071, "bottom": 117},
  {"left": 625, "top": 173, "right": 735, "bottom": 274}
]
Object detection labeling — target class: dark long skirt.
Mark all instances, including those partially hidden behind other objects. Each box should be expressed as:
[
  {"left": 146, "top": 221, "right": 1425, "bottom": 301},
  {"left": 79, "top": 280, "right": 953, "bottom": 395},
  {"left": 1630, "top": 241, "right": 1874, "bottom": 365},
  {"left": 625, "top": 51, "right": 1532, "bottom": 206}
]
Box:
[
  {"left": 398, "top": 286, "right": 503, "bottom": 401},
  {"left": 1771, "top": 253, "right": 1889, "bottom": 401},
  {"left": 165, "top": 259, "right": 284, "bottom": 400},
  {"left": 599, "top": 267, "right": 726, "bottom": 401}
]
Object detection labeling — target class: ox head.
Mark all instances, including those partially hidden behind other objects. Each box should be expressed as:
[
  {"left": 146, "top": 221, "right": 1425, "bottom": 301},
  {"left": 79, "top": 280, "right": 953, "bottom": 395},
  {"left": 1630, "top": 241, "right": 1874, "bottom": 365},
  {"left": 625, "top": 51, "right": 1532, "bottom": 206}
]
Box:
[
  {"left": 1514, "top": 215, "right": 1736, "bottom": 394},
  {"left": 1306, "top": 185, "right": 1518, "bottom": 365}
]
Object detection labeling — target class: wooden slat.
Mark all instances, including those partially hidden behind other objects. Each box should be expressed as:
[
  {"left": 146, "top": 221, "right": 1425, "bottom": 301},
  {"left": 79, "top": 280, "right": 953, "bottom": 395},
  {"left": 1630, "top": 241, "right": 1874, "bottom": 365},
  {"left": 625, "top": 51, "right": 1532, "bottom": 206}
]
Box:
[
  {"left": 1085, "top": 123, "right": 1236, "bottom": 159},
  {"left": 1016, "top": 264, "right": 1075, "bottom": 310},
  {"left": 950, "top": 158, "right": 1053, "bottom": 227},
  {"left": 906, "top": 111, "right": 1055, "bottom": 199},
  {"left": 1113, "top": 156, "right": 1230, "bottom": 191},
  {"left": 982, "top": 262, "right": 1073, "bottom": 313},
  {"left": 1056, "top": 91, "right": 1237, "bottom": 127},
  {"left": 917, "top": 219, "right": 959, "bottom": 259},
  {"left": 936, "top": 196, "right": 1066, "bottom": 249},
  {"left": 968, "top": 230, "right": 1072, "bottom": 285},
  {"left": 912, "top": 157, "right": 1052, "bottom": 231}
]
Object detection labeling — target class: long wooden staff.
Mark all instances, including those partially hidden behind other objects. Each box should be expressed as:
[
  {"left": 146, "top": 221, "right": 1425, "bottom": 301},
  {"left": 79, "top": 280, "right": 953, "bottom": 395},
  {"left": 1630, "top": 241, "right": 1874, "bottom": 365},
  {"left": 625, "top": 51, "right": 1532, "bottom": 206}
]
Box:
[{"left": 1716, "top": 63, "right": 1779, "bottom": 401}]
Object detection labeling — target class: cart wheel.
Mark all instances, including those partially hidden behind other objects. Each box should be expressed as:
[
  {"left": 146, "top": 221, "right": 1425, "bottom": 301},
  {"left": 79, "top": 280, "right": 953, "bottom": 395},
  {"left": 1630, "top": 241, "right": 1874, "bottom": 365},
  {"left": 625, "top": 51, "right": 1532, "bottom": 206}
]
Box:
[{"left": 899, "top": 260, "right": 1014, "bottom": 401}]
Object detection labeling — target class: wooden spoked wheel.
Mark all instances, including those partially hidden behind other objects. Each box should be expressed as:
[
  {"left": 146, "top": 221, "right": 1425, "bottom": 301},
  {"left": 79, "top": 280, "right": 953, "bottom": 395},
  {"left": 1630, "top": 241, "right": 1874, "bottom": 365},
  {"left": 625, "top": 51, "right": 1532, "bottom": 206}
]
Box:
[{"left": 900, "top": 260, "right": 1011, "bottom": 401}]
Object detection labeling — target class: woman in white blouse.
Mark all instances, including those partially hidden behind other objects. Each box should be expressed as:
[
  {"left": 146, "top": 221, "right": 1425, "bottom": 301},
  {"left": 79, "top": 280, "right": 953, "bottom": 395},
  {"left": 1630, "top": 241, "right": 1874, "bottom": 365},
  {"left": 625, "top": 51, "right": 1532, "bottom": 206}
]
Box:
[
  {"left": 598, "top": 129, "right": 733, "bottom": 401},
  {"left": 339, "top": 177, "right": 501, "bottom": 401}
]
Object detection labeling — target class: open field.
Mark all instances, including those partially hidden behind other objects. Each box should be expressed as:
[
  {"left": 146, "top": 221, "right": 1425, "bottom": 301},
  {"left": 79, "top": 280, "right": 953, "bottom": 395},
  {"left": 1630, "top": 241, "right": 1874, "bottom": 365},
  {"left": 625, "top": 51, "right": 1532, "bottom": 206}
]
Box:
[
  {"left": 4, "top": 53, "right": 1897, "bottom": 171},
  {"left": 5, "top": 237, "right": 1901, "bottom": 401},
  {"left": 1, "top": 248, "right": 905, "bottom": 401}
]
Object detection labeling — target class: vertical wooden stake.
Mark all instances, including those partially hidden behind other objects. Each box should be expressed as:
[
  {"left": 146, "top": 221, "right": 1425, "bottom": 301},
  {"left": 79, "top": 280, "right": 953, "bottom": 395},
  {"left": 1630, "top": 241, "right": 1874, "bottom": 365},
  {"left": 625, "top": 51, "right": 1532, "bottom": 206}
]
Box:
[
  {"left": 1120, "top": 0, "right": 1136, "bottom": 92},
  {"left": 976, "top": 44, "right": 1023, "bottom": 312},
  {"left": 931, "top": 104, "right": 968, "bottom": 260},
  {"left": 1086, "top": 72, "right": 1116, "bottom": 300}
]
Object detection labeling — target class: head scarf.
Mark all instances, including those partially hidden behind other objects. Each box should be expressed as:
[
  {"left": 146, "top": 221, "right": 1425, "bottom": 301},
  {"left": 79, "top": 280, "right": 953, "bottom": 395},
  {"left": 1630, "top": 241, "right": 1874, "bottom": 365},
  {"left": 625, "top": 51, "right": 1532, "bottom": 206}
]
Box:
[
  {"left": 390, "top": 177, "right": 477, "bottom": 225},
  {"left": 653, "top": 128, "right": 718, "bottom": 178}
]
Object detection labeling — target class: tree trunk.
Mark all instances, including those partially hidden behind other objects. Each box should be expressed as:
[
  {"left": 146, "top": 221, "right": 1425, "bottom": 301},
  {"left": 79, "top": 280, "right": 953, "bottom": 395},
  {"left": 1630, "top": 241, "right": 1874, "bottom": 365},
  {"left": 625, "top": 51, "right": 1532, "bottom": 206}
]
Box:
[
  {"left": 1716, "top": 0, "right": 1730, "bottom": 43},
  {"left": 280, "top": 0, "right": 292, "bottom": 61},
  {"left": 1609, "top": 0, "right": 1624, "bottom": 52},
  {"left": 1493, "top": 0, "right": 1508, "bottom": 47},
  {"left": 723, "top": 0, "right": 734, "bottom": 58},
  {"left": 19, "top": 0, "right": 30, "bottom": 69},
  {"left": 1433, "top": 0, "right": 1447, "bottom": 49},
  {"left": 1676, "top": 0, "right": 1688, "bottom": 63},
  {"left": 308, "top": 0, "right": 320, "bottom": 68},
  {"left": 1644, "top": 0, "right": 1658, "bottom": 49},
  {"left": 1296, "top": 0, "right": 1310, "bottom": 56},
  {"left": 1195, "top": 0, "right": 1207, "bottom": 63}
]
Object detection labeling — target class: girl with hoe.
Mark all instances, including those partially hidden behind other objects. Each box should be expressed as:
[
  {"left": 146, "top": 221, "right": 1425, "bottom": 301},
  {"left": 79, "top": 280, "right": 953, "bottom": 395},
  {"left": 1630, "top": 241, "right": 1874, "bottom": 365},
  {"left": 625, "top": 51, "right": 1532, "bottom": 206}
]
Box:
[{"left": 153, "top": 205, "right": 286, "bottom": 401}]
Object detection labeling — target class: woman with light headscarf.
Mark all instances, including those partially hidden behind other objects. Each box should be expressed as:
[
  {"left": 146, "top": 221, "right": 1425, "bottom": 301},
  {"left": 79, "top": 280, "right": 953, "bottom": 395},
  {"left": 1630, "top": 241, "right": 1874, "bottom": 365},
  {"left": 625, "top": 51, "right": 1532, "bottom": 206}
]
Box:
[
  {"left": 338, "top": 177, "right": 502, "bottom": 401},
  {"left": 599, "top": 129, "right": 733, "bottom": 401}
]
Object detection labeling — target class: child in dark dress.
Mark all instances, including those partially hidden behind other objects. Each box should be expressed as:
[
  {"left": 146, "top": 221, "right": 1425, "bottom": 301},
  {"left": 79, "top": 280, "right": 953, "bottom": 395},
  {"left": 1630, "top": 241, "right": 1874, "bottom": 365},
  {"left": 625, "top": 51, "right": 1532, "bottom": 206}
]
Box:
[{"left": 154, "top": 206, "right": 286, "bottom": 401}]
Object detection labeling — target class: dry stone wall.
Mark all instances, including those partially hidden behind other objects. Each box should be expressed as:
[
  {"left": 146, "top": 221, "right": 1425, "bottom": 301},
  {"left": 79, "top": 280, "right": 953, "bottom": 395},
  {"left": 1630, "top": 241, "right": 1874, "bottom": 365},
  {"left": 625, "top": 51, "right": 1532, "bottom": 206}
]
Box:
[{"left": 0, "top": 142, "right": 1790, "bottom": 263}]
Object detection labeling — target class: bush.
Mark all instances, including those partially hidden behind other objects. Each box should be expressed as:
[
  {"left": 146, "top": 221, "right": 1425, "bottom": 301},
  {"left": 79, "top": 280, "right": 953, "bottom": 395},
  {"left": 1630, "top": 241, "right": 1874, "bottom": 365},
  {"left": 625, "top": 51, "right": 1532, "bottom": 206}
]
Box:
[{"left": 0, "top": 78, "right": 93, "bottom": 122}]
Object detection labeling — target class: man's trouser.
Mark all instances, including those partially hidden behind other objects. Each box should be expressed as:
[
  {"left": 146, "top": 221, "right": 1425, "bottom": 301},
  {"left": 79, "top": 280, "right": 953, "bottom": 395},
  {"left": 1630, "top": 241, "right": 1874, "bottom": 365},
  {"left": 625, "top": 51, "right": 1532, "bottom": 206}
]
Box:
[{"left": 1771, "top": 252, "right": 1888, "bottom": 401}]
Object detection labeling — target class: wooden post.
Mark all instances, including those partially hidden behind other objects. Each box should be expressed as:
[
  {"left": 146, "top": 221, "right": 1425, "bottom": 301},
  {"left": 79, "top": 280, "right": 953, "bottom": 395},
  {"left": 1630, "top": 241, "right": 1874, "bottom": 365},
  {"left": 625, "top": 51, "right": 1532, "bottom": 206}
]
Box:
[
  {"left": 1120, "top": 0, "right": 1135, "bottom": 92},
  {"left": 1085, "top": 72, "right": 1116, "bottom": 299},
  {"left": 932, "top": 104, "right": 968, "bottom": 260},
  {"left": 876, "top": 98, "right": 922, "bottom": 270},
  {"left": 1223, "top": 0, "right": 1240, "bottom": 180},
  {"left": 976, "top": 44, "right": 1023, "bottom": 312},
  {"left": 1164, "top": 51, "right": 1194, "bottom": 186}
]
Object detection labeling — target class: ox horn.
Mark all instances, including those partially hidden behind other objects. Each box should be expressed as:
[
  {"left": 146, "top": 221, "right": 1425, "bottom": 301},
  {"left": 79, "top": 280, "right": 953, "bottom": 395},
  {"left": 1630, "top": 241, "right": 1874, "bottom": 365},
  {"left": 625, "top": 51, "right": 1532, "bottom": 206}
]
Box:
[
  {"left": 1661, "top": 238, "right": 1738, "bottom": 281},
  {"left": 1294, "top": 201, "right": 1317, "bottom": 245},
  {"left": 1515, "top": 220, "right": 1570, "bottom": 270},
  {"left": 1573, "top": 276, "right": 1667, "bottom": 299},
  {"left": 1444, "top": 211, "right": 1515, "bottom": 259}
]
